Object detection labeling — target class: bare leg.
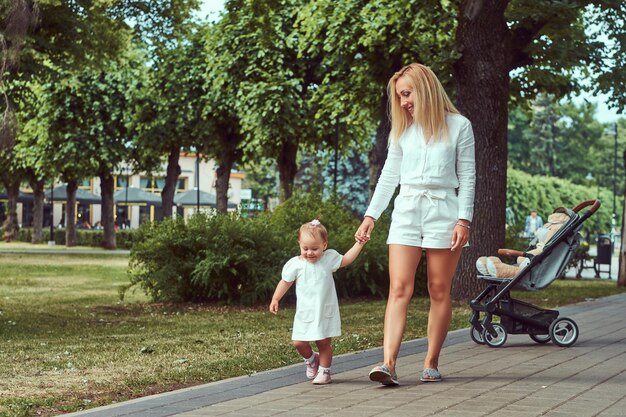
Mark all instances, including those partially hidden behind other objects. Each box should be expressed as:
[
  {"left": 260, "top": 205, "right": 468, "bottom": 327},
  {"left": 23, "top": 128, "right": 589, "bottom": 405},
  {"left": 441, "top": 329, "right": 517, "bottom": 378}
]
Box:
[
  {"left": 423, "top": 248, "right": 462, "bottom": 370},
  {"left": 293, "top": 340, "right": 313, "bottom": 360},
  {"left": 315, "top": 338, "right": 332, "bottom": 368},
  {"left": 383, "top": 244, "right": 422, "bottom": 373}
]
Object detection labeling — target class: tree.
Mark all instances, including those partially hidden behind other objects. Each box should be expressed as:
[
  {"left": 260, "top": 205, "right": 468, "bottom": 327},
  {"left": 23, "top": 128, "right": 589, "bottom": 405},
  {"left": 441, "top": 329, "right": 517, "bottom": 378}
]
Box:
[
  {"left": 296, "top": 0, "right": 457, "bottom": 198},
  {"left": 127, "top": 0, "right": 204, "bottom": 218},
  {"left": 131, "top": 27, "right": 208, "bottom": 218},
  {"left": 26, "top": 53, "right": 141, "bottom": 248},
  {"left": 508, "top": 98, "right": 607, "bottom": 186},
  {"left": 220, "top": 0, "right": 321, "bottom": 201},
  {"left": 1, "top": 0, "right": 139, "bottom": 241},
  {"left": 297, "top": 0, "right": 626, "bottom": 299}
]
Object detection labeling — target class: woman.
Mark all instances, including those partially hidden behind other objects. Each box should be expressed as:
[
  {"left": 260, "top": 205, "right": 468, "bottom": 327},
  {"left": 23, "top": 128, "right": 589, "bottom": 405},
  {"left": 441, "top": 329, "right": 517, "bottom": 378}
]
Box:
[{"left": 355, "top": 63, "right": 475, "bottom": 385}]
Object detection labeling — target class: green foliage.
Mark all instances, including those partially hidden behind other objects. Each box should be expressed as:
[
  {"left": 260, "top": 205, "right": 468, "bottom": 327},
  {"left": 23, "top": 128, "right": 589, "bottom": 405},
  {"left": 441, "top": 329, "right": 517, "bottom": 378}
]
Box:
[
  {"left": 127, "top": 216, "right": 210, "bottom": 302},
  {"left": 506, "top": 168, "right": 618, "bottom": 235},
  {"left": 127, "top": 193, "right": 401, "bottom": 305},
  {"left": 266, "top": 192, "right": 393, "bottom": 297},
  {"left": 126, "top": 192, "right": 429, "bottom": 305},
  {"left": 190, "top": 214, "right": 287, "bottom": 305},
  {"left": 5, "top": 228, "right": 135, "bottom": 249}
]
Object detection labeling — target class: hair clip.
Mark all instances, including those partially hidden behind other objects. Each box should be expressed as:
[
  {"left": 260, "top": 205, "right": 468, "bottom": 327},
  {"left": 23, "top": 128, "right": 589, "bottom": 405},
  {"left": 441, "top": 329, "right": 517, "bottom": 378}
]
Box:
[{"left": 310, "top": 219, "right": 321, "bottom": 226}]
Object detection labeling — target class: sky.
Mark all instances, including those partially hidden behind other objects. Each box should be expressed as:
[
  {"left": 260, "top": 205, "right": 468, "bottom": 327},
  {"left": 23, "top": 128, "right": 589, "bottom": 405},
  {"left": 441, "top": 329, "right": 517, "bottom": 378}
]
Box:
[
  {"left": 198, "top": 0, "right": 224, "bottom": 22},
  {"left": 197, "top": 0, "right": 622, "bottom": 124}
]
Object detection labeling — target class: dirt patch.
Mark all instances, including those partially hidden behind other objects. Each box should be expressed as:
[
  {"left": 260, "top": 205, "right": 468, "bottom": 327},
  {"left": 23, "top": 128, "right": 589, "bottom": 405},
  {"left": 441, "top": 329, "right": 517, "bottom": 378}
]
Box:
[{"left": 32, "top": 381, "right": 201, "bottom": 416}]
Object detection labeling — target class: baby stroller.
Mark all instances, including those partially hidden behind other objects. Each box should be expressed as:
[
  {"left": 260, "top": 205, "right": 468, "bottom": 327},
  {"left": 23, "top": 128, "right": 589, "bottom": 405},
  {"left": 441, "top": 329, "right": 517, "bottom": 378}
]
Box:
[{"left": 469, "top": 199, "right": 601, "bottom": 348}]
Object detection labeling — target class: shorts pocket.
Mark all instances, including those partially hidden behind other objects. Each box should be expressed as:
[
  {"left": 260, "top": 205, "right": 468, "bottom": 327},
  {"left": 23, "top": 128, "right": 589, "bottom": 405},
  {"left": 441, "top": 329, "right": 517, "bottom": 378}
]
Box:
[{"left": 296, "top": 309, "right": 314, "bottom": 323}]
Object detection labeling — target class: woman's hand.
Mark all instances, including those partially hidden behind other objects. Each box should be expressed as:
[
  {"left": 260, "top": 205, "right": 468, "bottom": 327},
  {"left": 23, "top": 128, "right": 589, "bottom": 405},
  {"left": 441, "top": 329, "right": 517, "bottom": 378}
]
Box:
[
  {"left": 355, "top": 216, "right": 375, "bottom": 244},
  {"left": 451, "top": 220, "right": 470, "bottom": 251}
]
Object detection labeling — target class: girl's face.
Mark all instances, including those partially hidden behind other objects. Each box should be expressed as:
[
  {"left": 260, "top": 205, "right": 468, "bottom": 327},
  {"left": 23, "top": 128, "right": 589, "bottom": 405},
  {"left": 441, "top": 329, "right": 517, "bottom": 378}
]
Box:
[
  {"left": 395, "top": 75, "right": 414, "bottom": 117},
  {"left": 298, "top": 233, "right": 327, "bottom": 263}
]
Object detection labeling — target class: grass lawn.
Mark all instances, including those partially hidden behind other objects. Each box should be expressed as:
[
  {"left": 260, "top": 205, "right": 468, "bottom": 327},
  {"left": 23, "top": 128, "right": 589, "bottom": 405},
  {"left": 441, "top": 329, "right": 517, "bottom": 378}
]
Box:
[
  {"left": 0, "top": 242, "right": 125, "bottom": 252},
  {"left": 0, "top": 251, "right": 624, "bottom": 416}
]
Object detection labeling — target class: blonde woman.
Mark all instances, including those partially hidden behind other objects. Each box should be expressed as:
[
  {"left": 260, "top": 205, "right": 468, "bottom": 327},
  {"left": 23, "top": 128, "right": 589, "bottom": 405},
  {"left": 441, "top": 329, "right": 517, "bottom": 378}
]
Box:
[{"left": 355, "top": 63, "right": 475, "bottom": 385}]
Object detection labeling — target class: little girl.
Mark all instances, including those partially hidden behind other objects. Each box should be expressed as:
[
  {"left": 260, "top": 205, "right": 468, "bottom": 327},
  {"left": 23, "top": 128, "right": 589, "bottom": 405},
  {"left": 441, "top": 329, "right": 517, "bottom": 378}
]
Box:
[{"left": 269, "top": 219, "right": 365, "bottom": 384}]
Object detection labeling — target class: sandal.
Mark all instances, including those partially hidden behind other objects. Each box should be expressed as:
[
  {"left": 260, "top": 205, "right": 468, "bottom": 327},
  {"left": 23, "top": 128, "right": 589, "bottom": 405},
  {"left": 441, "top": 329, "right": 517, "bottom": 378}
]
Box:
[
  {"left": 368, "top": 364, "right": 399, "bottom": 386},
  {"left": 420, "top": 367, "right": 442, "bottom": 382}
]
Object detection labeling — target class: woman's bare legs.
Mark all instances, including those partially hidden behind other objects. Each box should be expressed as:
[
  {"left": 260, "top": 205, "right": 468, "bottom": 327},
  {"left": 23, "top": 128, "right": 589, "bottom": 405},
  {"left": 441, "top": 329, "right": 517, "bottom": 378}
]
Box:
[
  {"left": 383, "top": 244, "right": 422, "bottom": 374},
  {"left": 423, "top": 248, "right": 463, "bottom": 370}
]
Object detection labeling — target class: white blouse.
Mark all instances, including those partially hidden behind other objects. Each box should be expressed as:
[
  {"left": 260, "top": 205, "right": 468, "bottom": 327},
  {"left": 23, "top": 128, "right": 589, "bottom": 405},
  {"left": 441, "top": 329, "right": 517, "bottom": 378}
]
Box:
[{"left": 365, "top": 113, "right": 476, "bottom": 221}]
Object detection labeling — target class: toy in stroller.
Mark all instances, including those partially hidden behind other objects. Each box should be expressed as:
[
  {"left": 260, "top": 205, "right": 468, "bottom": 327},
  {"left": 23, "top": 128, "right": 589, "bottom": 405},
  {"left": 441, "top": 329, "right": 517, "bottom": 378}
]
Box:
[{"left": 469, "top": 200, "right": 601, "bottom": 348}]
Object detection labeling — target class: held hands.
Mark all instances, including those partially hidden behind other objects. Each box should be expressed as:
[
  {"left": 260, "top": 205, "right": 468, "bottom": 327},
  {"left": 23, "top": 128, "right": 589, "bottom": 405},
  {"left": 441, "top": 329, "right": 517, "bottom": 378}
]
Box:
[
  {"left": 355, "top": 216, "right": 375, "bottom": 244},
  {"left": 451, "top": 220, "right": 471, "bottom": 251}
]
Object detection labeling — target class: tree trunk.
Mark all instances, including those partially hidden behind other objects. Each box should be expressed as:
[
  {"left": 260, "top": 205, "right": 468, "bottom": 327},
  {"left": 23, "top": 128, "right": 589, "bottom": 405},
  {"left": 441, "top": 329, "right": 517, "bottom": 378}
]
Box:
[
  {"left": 161, "top": 145, "right": 181, "bottom": 219},
  {"left": 618, "top": 148, "right": 626, "bottom": 287},
  {"left": 215, "top": 131, "right": 239, "bottom": 213},
  {"left": 65, "top": 180, "right": 78, "bottom": 247},
  {"left": 451, "top": 1, "right": 510, "bottom": 300},
  {"left": 277, "top": 139, "right": 298, "bottom": 202},
  {"left": 99, "top": 171, "right": 116, "bottom": 250},
  {"left": 31, "top": 179, "right": 44, "bottom": 243},
  {"left": 2, "top": 179, "right": 20, "bottom": 242},
  {"left": 368, "top": 87, "right": 391, "bottom": 201}
]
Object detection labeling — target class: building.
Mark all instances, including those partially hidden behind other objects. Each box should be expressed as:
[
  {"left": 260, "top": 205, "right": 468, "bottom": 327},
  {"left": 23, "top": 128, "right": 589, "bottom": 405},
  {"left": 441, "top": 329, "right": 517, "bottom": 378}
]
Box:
[{"left": 2, "top": 153, "right": 245, "bottom": 229}]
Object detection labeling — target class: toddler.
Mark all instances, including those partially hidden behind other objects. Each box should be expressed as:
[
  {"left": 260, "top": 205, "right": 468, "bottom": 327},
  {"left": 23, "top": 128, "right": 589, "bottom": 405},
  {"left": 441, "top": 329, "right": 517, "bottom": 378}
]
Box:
[{"left": 269, "top": 219, "right": 365, "bottom": 384}]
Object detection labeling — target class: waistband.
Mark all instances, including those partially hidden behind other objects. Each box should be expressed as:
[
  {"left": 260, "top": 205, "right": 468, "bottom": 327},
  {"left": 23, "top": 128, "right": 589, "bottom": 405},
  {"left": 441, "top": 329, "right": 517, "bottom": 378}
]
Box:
[{"left": 399, "top": 186, "right": 455, "bottom": 205}]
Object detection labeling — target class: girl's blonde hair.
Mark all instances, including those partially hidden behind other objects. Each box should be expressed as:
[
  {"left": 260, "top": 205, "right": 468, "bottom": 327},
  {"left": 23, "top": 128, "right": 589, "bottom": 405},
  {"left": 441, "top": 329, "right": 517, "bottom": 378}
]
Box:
[
  {"left": 298, "top": 219, "right": 328, "bottom": 242},
  {"left": 388, "top": 63, "right": 459, "bottom": 143}
]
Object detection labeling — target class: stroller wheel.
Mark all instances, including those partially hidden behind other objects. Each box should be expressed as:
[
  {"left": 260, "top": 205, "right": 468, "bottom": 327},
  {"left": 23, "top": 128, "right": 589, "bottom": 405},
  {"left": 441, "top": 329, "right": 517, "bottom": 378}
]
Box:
[
  {"left": 470, "top": 326, "right": 485, "bottom": 344},
  {"left": 482, "top": 323, "right": 507, "bottom": 348},
  {"left": 549, "top": 317, "right": 579, "bottom": 347},
  {"left": 529, "top": 334, "right": 551, "bottom": 344}
]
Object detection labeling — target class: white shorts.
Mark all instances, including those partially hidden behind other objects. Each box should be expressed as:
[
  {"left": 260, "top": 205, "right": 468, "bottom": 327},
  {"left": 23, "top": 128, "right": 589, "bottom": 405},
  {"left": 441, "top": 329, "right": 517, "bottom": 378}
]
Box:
[{"left": 387, "top": 186, "right": 467, "bottom": 249}]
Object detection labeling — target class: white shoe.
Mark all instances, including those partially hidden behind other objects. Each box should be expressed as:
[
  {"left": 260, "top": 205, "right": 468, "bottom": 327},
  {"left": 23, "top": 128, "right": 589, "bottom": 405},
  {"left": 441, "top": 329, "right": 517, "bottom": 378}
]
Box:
[
  {"left": 312, "top": 368, "right": 331, "bottom": 385},
  {"left": 305, "top": 353, "right": 319, "bottom": 379}
]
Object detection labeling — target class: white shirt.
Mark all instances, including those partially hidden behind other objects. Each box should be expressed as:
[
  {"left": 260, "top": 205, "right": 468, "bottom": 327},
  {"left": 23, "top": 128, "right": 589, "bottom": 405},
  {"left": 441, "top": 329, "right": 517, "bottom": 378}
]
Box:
[{"left": 365, "top": 113, "right": 476, "bottom": 221}]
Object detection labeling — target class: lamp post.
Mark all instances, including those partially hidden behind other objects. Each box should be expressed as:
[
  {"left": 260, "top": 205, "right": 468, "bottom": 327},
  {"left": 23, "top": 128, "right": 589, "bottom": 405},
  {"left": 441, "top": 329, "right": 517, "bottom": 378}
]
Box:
[
  {"left": 333, "top": 115, "right": 339, "bottom": 196},
  {"left": 605, "top": 123, "right": 619, "bottom": 242},
  {"left": 48, "top": 179, "right": 55, "bottom": 246},
  {"left": 196, "top": 155, "right": 200, "bottom": 213}
]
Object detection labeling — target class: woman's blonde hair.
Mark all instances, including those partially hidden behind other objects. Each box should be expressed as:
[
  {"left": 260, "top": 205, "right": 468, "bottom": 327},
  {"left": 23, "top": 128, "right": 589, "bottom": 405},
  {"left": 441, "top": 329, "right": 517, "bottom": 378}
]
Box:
[
  {"left": 298, "top": 219, "right": 328, "bottom": 243},
  {"left": 388, "top": 63, "right": 459, "bottom": 143}
]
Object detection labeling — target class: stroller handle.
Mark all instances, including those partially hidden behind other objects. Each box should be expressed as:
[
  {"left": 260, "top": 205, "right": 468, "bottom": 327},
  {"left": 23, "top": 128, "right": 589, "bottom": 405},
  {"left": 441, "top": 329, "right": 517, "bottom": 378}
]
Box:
[
  {"left": 498, "top": 249, "right": 524, "bottom": 257},
  {"left": 572, "top": 199, "right": 601, "bottom": 214}
]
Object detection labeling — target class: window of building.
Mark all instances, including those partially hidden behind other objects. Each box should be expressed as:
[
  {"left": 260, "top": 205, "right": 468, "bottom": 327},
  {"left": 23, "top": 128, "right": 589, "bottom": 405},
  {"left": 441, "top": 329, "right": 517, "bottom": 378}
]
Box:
[
  {"left": 79, "top": 178, "right": 92, "bottom": 190},
  {"left": 115, "top": 176, "right": 130, "bottom": 190},
  {"left": 140, "top": 176, "right": 187, "bottom": 193}
]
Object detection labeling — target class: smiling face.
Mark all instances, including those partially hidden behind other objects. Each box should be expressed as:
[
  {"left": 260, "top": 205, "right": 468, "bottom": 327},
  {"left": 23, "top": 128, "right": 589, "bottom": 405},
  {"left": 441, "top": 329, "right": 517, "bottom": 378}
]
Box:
[
  {"left": 395, "top": 75, "right": 414, "bottom": 118},
  {"left": 298, "top": 233, "right": 327, "bottom": 263}
]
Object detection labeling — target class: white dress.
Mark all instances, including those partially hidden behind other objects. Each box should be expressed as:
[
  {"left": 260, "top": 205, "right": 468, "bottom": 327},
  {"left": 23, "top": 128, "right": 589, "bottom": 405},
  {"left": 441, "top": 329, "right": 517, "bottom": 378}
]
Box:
[{"left": 282, "top": 250, "right": 343, "bottom": 341}]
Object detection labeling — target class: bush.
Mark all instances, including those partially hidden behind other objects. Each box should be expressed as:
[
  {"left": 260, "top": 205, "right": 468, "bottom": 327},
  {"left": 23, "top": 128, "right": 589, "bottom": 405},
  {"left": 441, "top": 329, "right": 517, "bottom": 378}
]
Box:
[
  {"left": 127, "top": 216, "right": 211, "bottom": 302},
  {"left": 126, "top": 193, "right": 406, "bottom": 305},
  {"left": 191, "top": 214, "right": 288, "bottom": 305},
  {"left": 266, "top": 193, "right": 392, "bottom": 299},
  {"left": 3, "top": 227, "right": 135, "bottom": 249},
  {"left": 507, "top": 168, "right": 617, "bottom": 236}
]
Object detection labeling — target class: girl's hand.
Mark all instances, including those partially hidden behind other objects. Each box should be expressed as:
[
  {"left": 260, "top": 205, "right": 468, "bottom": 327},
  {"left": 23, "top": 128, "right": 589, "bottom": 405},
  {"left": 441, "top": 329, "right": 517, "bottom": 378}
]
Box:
[
  {"left": 355, "top": 216, "right": 375, "bottom": 244},
  {"left": 269, "top": 300, "right": 279, "bottom": 314},
  {"left": 451, "top": 221, "right": 470, "bottom": 251}
]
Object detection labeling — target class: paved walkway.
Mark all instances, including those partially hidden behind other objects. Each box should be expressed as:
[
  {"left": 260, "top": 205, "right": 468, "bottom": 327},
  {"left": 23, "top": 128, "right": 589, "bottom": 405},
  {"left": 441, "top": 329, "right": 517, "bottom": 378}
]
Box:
[{"left": 65, "top": 292, "right": 626, "bottom": 417}]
